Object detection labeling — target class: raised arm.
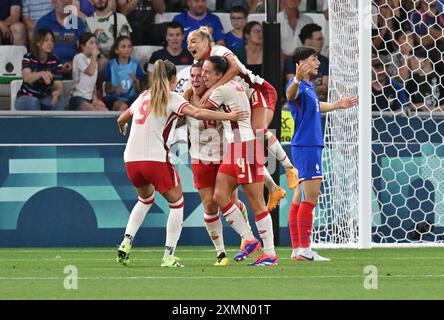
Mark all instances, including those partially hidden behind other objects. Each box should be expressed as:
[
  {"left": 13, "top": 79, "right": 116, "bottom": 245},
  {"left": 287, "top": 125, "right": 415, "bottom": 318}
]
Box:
[
  {"left": 286, "top": 62, "right": 310, "bottom": 101},
  {"left": 181, "top": 104, "right": 248, "bottom": 121},
  {"left": 117, "top": 0, "right": 140, "bottom": 17},
  {"left": 320, "top": 96, "right": 358, "bottom": 113}
]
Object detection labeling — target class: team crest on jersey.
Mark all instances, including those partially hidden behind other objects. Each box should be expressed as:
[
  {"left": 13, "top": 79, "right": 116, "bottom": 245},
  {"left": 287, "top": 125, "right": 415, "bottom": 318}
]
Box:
[{"left": 315, "top": 164, "right": 320, "bottom": 173}]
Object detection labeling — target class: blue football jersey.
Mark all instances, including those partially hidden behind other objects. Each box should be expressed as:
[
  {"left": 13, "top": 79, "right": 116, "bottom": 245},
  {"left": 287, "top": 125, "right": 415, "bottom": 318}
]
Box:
[
  {"left": 287, "top": 79, "right": 324, "bottom": 147},
  {"left": 104, "top": 58, "right": 144, "bottom": 103}
]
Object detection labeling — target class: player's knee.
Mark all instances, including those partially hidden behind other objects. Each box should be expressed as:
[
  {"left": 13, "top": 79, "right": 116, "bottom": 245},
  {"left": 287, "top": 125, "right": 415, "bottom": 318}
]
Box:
[
  {"left": 212, "top": 189, "right": 226, "bottom": 207},
  {"left": 303, "top": 197, "right": 318, "bottom": 206},
  {"left": 202, "top": 195, "right": 218, "bottom": 213}
]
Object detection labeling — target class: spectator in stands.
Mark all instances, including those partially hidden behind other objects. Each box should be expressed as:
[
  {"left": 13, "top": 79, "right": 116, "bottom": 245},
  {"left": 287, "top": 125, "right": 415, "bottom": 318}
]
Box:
[
  {"left": 224, "top": 6, "right": 247, "bottom": 53},
  {"left": 173, "top": 0, "right": 225, "bottom": 48},
  {"left": 117, "top": 0, "right": 167, "bottom": 46},
  {"left": 85, "top": 0, "right": 132, "bottom": 87},
  {"left": 409, "top": 0, "right": 444, "bottom": 46},
  {"left": 234, "top": 21, "right": 262, "bottom": 77},
  {"left": 22, "top": 0, "right": 54, "bottom": 46},
  {"left": 15, "top": 28, "right": 65, "bottom": 111},
  {"left": 35, "top": 0, "right": 86, "bottom": 80},
  {"left": 69, "top": 32, "right": 108, "bottom": 111},
  {"left": 146, "top": 22, "right": 193, "bottom": 75},
  {"left": 73, "top": 0, "right": 116, "bottom": 20},
  {"left": 277, "top": 0, "right": 314, "bottom": 58},
  {"left": 283, "top": 23, "right": 329, "bottom": 101},
  {"left": 321, "top": 0, "right": 329, "bottom": 57},
  {"left": 408, "top": 0, "right": 444, "bottom": 65},
  {"left": 0, "top": 0, "right": 27, "bottom": 46},
  {"left": 405, "top": 48, "right": 444, "bottom": 112},
  {"left": 372, "top": 0, "right": 409, "bottom": 56},
  {"left": 387, "top": 30, "right": 415, "bottom": 82},
  {"left": 104, "top": 35, "right": 144, "bottom": 110},
  {"left": 371, "top": 56, "right": 408, "bottom": 112}
]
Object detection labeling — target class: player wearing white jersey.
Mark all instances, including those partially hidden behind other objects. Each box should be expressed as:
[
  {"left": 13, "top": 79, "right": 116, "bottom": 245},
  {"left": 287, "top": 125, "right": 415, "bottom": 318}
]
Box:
[
  {"left": 187, "top": 27, "right": 297, "bottom": 212},
  {"left": 186, "top": 62, "right": 250, "bottom": 266},
  {"left": 203, "top": 56, "right": 279, "bottom": 266},
  {"left": 115, "top": 60, "right": 249, "bottom": 268}
]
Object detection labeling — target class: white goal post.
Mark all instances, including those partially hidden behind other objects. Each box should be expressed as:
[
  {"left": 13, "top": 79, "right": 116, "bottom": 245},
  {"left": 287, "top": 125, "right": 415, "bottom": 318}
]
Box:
[{"left": 313, "top": 0, "right": 444, "bottom": 248}]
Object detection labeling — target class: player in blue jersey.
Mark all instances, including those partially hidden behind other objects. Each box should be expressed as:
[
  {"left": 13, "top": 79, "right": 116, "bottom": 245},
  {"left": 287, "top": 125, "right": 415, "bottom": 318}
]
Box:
[{"left": 286, "top": 46, "right": 357, "bottom": 262}]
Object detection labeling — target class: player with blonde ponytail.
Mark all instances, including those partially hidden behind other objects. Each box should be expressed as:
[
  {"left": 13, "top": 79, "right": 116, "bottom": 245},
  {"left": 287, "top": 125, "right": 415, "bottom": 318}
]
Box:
[{"left": 116, "top": 60, "right": 249, "bottom": 268}]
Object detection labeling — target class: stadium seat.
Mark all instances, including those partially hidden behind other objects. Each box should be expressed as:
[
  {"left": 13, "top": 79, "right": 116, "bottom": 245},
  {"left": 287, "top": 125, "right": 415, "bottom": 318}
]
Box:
[
  {"left": 247, "top": 13, "right": 266, "bottom": 23},
  {"left": 0, "top": 46, "right": 27, "bottom": 84},
  {"left": 10, "top": 79, "right": 74, "bottom": 111},
  {"left": 213, "top": 12, "right": 232, "bottom": 33},
  {"left": 131, "top": 45, "right": 163, "bottom": 73},
  {"left": 155, "top": 12, "right": 179, "bottom": 24},
  {"left": 10, "top": 79, "right": 22, "bottom": 111}
]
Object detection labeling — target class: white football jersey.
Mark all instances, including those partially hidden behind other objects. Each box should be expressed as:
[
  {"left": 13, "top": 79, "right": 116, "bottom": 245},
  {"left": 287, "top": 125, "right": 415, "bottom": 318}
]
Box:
[
  {"left": 187, "top": 115, "right": 225, "bottom": 162},
  {"left": 175, "top": 65, "right": 191, "bottom": 94},
  {"left": 207, "top": 80, "right": 255, "bottom": 143},
  {"left": 124, "top": 91, "right": 190, "bottom": 163},
  {"left": 210, "top": 45, "right": 264, "bottom": 86}
]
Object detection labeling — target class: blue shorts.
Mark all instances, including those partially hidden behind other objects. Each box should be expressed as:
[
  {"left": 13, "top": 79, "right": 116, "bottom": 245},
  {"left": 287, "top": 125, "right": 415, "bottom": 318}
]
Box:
[
  {"left": 69, "top": 96, "right": 92, "bottom": 110},
  {"left": 291, "top": 146, "right": 323, "bottom": 182}
]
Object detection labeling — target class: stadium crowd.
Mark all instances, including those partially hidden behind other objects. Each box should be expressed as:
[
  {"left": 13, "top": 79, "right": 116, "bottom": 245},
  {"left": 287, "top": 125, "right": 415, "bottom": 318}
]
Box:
[{"left": 0, "top": 0, "right": 442, "bottom": 112}]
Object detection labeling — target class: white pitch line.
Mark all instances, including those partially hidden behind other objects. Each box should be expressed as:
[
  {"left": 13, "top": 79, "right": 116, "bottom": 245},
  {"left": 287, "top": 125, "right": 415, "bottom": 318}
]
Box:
[
  {"left": 2, "top": 256, "right": 444, "bottom": 261},
  {"left": 0, "top": 257, "right": 215, "bottom": 261},
  {"left": 1, "top": 274, "right": 444, "bottom": 281},
  {"left": 0, "top": 249, "right": 222, "bottom": 253}
]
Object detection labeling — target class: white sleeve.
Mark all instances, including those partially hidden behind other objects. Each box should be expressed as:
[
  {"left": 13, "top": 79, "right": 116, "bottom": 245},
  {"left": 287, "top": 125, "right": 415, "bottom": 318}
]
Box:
[
  {"left": 74, "top": 54, "right": 89, "bottom": 73},
  {"left": 207, "top": 87, "right": 225, "bottom": 109},
  {"left": 211, "top": 45, "right": 234, "bottom": 58},
  {"left": 169, "top": 92, "right": 190, "bottom": 115}
]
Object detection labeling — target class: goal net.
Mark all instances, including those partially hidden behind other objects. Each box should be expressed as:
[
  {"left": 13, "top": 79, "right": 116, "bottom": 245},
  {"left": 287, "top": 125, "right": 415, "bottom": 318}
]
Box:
[{"left": 315, "top": 0, "right": 444, "bottom": 248}]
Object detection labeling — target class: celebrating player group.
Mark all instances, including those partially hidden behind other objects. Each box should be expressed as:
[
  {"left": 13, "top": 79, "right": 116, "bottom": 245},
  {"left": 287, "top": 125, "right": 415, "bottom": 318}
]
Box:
[{"left": 115, "top": 27, "right": 357, "bottom": 267}]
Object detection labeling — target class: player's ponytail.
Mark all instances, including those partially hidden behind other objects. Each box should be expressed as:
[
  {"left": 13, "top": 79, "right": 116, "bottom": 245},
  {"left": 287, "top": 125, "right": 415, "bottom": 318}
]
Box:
[
  {"left": 188, "top": 26, "right": 214, "bottom": 45},
  {"left": 150, "top": 60, "right": 177, "bottom": 117}
]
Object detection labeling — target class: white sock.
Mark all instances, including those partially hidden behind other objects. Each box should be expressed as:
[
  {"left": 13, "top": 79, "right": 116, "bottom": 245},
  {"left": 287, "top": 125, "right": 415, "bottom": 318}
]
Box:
[
  {"left": 124, "top": 194, "right": 154, "bottom": 245},
  {"left": 221, "top": 201, "right": 255, "bottom": 241},
  {"left": 164, "top": 195, "right": 184, "bottom": 259},
  {"left": 255, "top": 211, "right": 276, "bottom": 256},
  {"left": 263, "top": 167, "right": 278, "bottom": 192},
  {"left": 292, "top": 248, "right": 299, "bottom": 257},
  {"left": 237, "top": 201, "right": 250, "bottom": 227},
  {"left": 265, "top": 130, "right": 293, "bottom": 169},
  {"left": 204, "top": 210, "right": 225, "bottom": 255}
]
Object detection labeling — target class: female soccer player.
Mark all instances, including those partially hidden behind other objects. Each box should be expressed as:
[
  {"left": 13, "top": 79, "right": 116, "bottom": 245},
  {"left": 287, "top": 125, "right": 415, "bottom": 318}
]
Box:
[
  {"left": 187, "top": 27, "right": 297, "bottom": 211},
  {"left": 203, "top": 56, "right": 279, "bottom": 266},
  {"left": 186, "top": 61, "right": 251, "bottom": 266},
  {"left": 116, "top": 60, "right": 248, "bottom": 268},
  {"left": 286, "top": 47, "right": 358, "bottom": 261}
]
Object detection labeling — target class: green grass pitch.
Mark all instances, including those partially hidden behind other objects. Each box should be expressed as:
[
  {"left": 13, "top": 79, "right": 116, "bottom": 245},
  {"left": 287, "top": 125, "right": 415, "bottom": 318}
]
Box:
[{"left": 1, "top": 247, "right": 443, "bottom": 300}]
